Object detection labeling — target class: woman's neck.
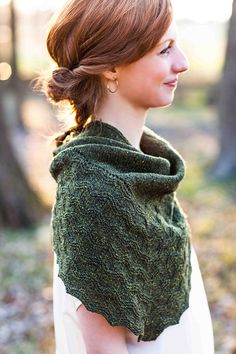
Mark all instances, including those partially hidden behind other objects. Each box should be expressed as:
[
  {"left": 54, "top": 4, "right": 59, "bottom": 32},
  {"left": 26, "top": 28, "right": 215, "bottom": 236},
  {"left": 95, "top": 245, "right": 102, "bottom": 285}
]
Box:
[{"left": 95, "top": 97, "right": 148, "bottom": 151}]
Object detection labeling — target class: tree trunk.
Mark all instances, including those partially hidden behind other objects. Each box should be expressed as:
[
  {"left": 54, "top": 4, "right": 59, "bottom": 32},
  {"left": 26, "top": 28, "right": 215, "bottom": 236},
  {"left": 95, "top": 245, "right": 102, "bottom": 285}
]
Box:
[
  {"left": 0, "top": 89, "right": 46, "bottom": 230},
  {"left": 8, "top": 0, "right": 25, "bottom": 131},
  {"left": 212, "top": 0, "right": 236, "bottom": 178},
  {"left": 10, "top": 0, "right": 17, "bottom": 82}
]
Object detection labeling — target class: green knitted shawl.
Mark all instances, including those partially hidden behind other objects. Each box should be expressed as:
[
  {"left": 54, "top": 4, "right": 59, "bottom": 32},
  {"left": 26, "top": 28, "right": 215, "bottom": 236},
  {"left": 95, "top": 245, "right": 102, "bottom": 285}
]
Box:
[{"left": 50, "top": 120, "right": 192, "bottom": 342}]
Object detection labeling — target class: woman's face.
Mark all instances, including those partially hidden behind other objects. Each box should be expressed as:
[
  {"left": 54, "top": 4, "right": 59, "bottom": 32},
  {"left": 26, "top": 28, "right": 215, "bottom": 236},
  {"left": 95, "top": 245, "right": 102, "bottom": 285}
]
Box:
[{"left": 116, "top": 21, "right": 189, "bottom": 110}]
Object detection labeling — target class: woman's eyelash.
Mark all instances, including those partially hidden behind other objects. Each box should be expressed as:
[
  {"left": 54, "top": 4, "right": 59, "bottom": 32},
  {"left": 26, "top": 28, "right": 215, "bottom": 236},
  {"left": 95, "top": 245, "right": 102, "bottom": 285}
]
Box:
[{"left": 160, "top": 45, "right": 172, "bottom": 55}]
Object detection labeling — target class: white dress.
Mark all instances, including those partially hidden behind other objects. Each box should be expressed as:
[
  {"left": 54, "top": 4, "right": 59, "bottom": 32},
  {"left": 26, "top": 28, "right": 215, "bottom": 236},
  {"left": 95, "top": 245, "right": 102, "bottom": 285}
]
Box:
[{"left": 53, "top": 244, "right": 215, "bottom": 354}]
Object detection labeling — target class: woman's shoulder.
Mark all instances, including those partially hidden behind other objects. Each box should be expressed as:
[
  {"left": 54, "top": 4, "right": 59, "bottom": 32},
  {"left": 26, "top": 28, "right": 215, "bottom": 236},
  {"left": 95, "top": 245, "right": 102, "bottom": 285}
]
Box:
[
  {"left": 49, "top": 138, "right": 127, "bottom": 188},
  {"left": 49, "top": 146, "right": 135, "bottom": 219}
]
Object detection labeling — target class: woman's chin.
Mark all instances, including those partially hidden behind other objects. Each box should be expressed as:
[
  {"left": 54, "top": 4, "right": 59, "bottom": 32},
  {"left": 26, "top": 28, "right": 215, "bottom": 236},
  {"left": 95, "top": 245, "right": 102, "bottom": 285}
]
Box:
[{"left": 154, "top": 96, "right": 175, "bottom": 108}]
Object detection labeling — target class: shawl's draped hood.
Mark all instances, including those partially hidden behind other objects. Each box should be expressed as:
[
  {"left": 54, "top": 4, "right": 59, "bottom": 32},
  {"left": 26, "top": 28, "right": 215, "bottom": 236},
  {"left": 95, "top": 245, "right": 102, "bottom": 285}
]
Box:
[{"left": 50, "top": 120, "right": 192, "bottom": 341}]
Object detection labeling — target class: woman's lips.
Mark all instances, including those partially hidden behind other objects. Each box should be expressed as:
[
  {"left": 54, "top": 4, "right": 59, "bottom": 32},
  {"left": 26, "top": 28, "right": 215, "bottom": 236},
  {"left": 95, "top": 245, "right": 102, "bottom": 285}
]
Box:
[{"left": 164, "top": 79, "right": 178, "bottom": 88}]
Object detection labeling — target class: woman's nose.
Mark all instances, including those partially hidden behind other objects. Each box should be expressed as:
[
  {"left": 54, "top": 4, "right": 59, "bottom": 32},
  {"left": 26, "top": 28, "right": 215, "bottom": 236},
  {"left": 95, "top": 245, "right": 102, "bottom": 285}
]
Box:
[{"left": 172, "top": 48, "right": 189, "bottom": 74}]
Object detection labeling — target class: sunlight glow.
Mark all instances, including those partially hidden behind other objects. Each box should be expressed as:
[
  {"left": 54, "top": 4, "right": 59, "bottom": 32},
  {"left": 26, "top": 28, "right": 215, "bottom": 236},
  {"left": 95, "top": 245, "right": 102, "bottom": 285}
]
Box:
[
  {"left": 0, "top": 62, "right": 12, "bottom": 81},
  {"left": 0, "top": 0, "right": 233, "bottom": 23},
  {"left": 172, "top": 0, "right": 233, "bottom": 23},
  {"left": 14, "top": 0, "right": 65, "bottom": 14},
  {"left": 0, "top": 25, "right": 11, "bottom": 44},
  {"left": 0, "top": 0, "right": 10, "bottom": 6}
]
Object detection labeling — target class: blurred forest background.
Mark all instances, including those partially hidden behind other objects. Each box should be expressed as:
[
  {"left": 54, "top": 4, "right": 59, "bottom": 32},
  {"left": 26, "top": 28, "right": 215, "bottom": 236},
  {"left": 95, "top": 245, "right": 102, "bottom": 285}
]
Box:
[{"left": 0, "top": 0, "right": 236, "bottom": 353}]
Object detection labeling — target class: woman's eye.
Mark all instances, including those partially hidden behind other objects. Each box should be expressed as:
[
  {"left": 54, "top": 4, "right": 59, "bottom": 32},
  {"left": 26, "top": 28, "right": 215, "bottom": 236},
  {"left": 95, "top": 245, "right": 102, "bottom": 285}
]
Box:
[{"left": 159, "top": 45, "right": 171, "bottom": 55}]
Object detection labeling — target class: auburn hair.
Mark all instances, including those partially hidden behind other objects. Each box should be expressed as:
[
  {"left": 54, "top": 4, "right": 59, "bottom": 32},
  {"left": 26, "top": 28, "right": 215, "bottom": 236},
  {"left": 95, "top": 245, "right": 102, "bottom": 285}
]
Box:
[{"left": 43, "top": 0, "right": 172, "bottom": 146}]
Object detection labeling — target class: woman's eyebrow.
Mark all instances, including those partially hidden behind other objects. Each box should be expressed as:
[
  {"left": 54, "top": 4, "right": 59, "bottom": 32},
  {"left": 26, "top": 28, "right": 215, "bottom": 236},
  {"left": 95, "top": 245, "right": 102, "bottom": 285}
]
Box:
[{"left": 157, "top": 39, "right": 175, "bottom": 47}]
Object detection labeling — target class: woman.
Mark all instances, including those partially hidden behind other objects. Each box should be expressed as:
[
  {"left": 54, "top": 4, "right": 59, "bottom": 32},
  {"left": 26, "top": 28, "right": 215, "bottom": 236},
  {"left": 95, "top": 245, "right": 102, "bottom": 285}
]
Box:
[{"left": 44, "top": 0, "right": 215, "bottom": 353}]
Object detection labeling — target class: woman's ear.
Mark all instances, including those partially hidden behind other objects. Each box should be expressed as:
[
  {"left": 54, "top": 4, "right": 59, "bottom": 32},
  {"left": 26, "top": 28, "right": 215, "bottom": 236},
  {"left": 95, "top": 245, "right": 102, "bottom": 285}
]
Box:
[{"left": 101, "top": 67, "right": 118, "bottom": 81}]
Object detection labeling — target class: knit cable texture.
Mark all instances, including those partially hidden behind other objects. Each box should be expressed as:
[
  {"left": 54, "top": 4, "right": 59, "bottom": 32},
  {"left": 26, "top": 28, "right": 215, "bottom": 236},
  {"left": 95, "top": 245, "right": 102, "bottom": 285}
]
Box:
[{"left": 50, "top": 120, "right": 192, "bottom": 342}]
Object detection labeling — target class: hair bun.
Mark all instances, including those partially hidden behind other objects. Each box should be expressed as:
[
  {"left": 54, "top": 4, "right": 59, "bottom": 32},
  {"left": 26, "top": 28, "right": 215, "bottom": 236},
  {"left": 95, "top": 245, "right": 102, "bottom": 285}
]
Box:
[
  {"left": 47, "top": 67, "right": 78, "bottom": 102},
  {"left": 53, "top": 67, "right": 74, "bottom": 82}
]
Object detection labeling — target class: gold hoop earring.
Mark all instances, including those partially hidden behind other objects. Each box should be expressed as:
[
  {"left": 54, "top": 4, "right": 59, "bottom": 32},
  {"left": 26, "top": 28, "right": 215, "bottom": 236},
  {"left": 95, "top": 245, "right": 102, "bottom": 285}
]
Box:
[{"left": 107, "top": 79, "right": 118, "bottom": 94}]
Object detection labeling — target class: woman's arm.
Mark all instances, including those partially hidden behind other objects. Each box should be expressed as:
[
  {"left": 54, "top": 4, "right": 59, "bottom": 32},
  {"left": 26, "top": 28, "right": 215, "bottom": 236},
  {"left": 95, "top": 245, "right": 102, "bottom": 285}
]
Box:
[{"left": 76, "top": 304, "right": 129, "bottom": 354}]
